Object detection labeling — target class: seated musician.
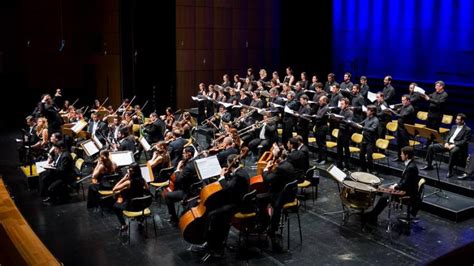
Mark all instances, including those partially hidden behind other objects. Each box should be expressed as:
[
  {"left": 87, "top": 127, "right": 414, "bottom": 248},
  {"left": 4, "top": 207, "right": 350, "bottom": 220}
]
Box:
[
  {"left": 87, "top": 150, "right": 118, "bottom": 208},
  {"left": 263, "top": 147, "right": 297, "bottom": 252},
  {"left": 132, "top": 104, "right": 144, "bottom": 124},
  {"left": 39, "top": 141, "right": 74, "bottom": 203},
  {"left": 142, "top": 112, "right": 165, "bottom": 144},
  {"left": 248, "top": 112, "right": 277, "bottom": 159},
  {"left": 148, "top": 141, "right": 171, "bottom": 182},
  {"left": 421, "top": 113, "right": 472, "bottom": 177},
  {"left": 164, "top": 146, "right": 199, "bottom": 224},
  {"left": 287, "top": 136, "right": 310, "bottom": 180},
  {"left": 29, "top": 117, "right": 49, "bottom": 160},
  {"left": 202, "top": 154, "right": 250, "bottom": 259},
  {"left": 19, "top": 116, "right": 38, "bottom": 164},
  {"left": 364, "top": 146, "right": 421, "bottom": 226},
  {"left": 112, "top": 162, "right": 150, "bottom": 231},
  {"left": 168, "top": 129, "right": 187, "bottom": 168},
  {"left": 215, "top": 137, "right": 239, "bottom": 167},
  {"left": 114, "top": 127, "right": 136, "bottom": 154},
  {"left": 88, "top": 112, "right": 109, "bottom": 146}
]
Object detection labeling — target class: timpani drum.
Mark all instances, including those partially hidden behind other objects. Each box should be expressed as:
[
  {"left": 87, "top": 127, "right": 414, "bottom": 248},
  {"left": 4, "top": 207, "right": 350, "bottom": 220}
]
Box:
[
  {"left": 350, "top": 172, "right": 381, "bottom": 187},
  {"left": 340, "top": 180, "right": 377, "bottom": 209}
]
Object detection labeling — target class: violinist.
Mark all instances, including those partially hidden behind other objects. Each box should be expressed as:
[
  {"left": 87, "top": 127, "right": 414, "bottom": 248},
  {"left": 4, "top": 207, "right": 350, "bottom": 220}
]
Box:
[
  {"left": 177, "top": 111, "right": 195, "bottom": 138},
  {"left": 107, "top": 116, "right": 122, "bottom": 146},
  {"left": 263, "top": 147, "right": 296, "bottom": 252},
  {"left": 87, "top": 112, "right": 109, "bottom": 146},
  {"left": 162, "top": 107, "right": 175, "bottom": 131},
  {"left": 202, "top": 154, "right": 249, "bottom": 259},
  {"left": 113, "top": 162, "right": 150, "bottom": 231},
  {"left": 164, "top": 146, "right": 198, "bottom": 225},
  {"left": 142, "top": 112, "right": 165, "bottom": 144},
  {"left": 87, "top": 150, "right": 118, "bottom": 209},
  {"left": 132, "top": 104, "right": 144, "bottom": 124},
  {"left": 148, "top": 141, "right": 171, "bottom": 181},
  {"left": 113, "top": 127, "right": 136, "bottom": 154},
  {"left": 215, "top": 137, "right": 238, "bottom": 167},
  {"left": 168, "top": 129, "right": 187, "bottom": 167}
]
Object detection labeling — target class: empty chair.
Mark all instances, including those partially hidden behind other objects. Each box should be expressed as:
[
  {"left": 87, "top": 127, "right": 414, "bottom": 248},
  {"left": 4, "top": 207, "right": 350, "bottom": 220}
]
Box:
[{"left": 121, "top": 195, "right": 157, "bottom": 244}]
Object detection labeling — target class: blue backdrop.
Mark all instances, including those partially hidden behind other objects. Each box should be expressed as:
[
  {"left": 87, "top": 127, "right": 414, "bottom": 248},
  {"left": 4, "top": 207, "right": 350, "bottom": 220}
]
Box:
[{"left": 332, "top": 0, "right": 474, "bottom": 86}]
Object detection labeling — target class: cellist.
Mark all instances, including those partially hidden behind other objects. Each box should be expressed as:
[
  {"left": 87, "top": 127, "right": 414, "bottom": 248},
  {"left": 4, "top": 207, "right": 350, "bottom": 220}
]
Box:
[{"left": 163, "top": 146, "right": 199, "bottom": 225}]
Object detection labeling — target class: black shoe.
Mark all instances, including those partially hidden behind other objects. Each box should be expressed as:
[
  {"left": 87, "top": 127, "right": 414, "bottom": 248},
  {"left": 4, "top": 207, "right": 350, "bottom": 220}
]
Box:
[
  {"left": 446, "top": 171, "right": 453, "bottom": 178},
  {"left": 42, "top": 197, "right": 52, "bottom": 203},
  {"left": 318, "top": 159, "right": 326, "bottom": 165},
  {"left": 457, "top": 173, "right": 469, "bottom": 180},
  {"left": 421, "top": 165, "right": 434, "bottom": 171},
  {"left": 118, "top": 224, "right": 128, "bottom": 232},
  {"left": 167, "top": 216, "right": 179, "bottom": 225}
]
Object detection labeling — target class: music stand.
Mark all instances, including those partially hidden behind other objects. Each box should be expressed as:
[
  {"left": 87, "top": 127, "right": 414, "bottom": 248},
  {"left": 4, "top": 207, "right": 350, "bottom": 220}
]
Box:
[
  {"left": 414, "top": 126, "right": 448, "bottom": 199},
  {"left": 404, "top": 124, "right": 425, "bottom": 149},
  {"left": 193, "top": 155, "right": 222, "bottom": 180},
  {"left": 323, "top": 164, "right": 347, "bottom": 216}
]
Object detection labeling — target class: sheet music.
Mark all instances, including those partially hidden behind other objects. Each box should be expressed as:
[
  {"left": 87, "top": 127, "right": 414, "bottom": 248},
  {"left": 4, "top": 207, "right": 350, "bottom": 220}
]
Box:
[
  {"left": 35, "top": 160, "right": 49, "bottom": 174},
  {"left": 367, "top": 91, "right": 376, "bottom": 102},
  {"left": 139, "top": 136, "right": 151, "bottom": 152},
  {"left": 308, "top": 100, "right": 317, "bottom": 104},
  {"left": 304, "top": 89, "right": 316, "bottom": 94},
  {"left": 218, "top": 101, "right": 233, "bottom": 108},
  {"left": 191, "top": 96, "right": 205, "bottom": 102},
  {"left": 81, "top": 139, "right": 99, "bottom": 157},
  {"left": 284, "top": 105, "right": 296, "bottom": 115},
  {"left": 362, "top": 105, "right": 367, "bottom": 112},
  {"left": 71, "top": 120, "right": 88, "bottom": 134},
  {"left": 91, "top": 135, "right": 103, "bottom": 150},
  {"left": 328, "top": 164, "right": 346, "bottom": 183},
  {"left": 271, "top": 102, "right": 284, "bottom": 108},
  {"left": 110, "top": 151, "right": 135, "bottom": 167},
  {"left": 140, "top": 164, "right": 154, "bottom": 183},
  {"left": 194, "top": 155, "right": 222, "bottom": 180},
  {"left": 414, "top": 86, "right": 425, "bottom": 94}
]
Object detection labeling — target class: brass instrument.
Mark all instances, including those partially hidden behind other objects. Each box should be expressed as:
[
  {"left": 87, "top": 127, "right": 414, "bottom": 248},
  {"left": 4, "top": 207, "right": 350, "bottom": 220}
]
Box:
[
  {"left": 231, "top": 109, "right": 256, "bottom": 127},
  {"left": 237, "top": 116, "right": 279, "bottom": 136}
]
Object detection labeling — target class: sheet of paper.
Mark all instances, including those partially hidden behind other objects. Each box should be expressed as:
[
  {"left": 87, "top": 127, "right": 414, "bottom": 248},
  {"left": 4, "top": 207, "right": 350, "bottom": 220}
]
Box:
[
  {"left": 219, "top": 101, "right": 233, "bottom": 108},
  {"left": 110, "top": 151, "right": 135, "bottom": 167},
  {"left": 35, "top": 160, "right": 49, "bottom": 174},
  {"left": 71, "top": 120, "right": 88, "bottom": 134},
  {"left": 362, "top": 105, "right": 367, "bottom": 112},
  {"left": 191, "top": 96, "right": 204, "bottom": 102},
  {"left": 140, "top": 164, "right": 153, "bottom": 183},
  {"left": 82, "top": 140, "right": 99, "bottom": 157},
  {"left": 414, "top": 86, "right": 425, "bottom": 94},
  {"left": 367, "top": 91, "right": 376, "bottom": 102},
  {"left": 271, "top": 102, "right": 284, "bottom": 108},
  {"left": 328, "top": 164, "right": 346, "bottom": 183},
  {"left": 194, "top": 155, "right": 222, "bottom": 180},
  {"left": 91, "top": 135, "right": 103, "bottom": 150},
  {"left": 139, "top": 136, "right": 151, "bottom": 152},
  {"left": 380, "top": 104, "right": 387, "bottom": 111},
  {"left": 284, "top": 105, "right": 296, "bottom": 115}
]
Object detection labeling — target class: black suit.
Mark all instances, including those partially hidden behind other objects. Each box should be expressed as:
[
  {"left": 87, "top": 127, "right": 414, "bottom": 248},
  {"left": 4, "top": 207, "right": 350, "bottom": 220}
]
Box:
[
  {"left": 426, "top": 125, "right": 472, "bottom": 172},
  {"left": 248, "top": 121, "right": 277, "bottom": 157},
  {"left": 88, "top": 120, "right": 109, "bottom": 145},
  {"left": 39, "top": 151, "right": 74, "bottom": 198},
  {"left": 142, "top": 119, "right": 165, "bottom": 144},
  {"left": 370, "top": 160, "right": 421, "bottom": 221},
  {"left": 216, "top": 147, "right": 239, "bottom": 167},
  {"left": 38, "top": 102, "right": 64, "bottom": 133},
  {"left": 168, "top": 137, "right": 188, "bottom": 167},
  {"left": 118, "top": 136, "right": 136, "bottom": 154},
  {"left": 263, "top": 160, "right": 297, "bottom": 233},
  {"left": 287, "top": 145, "right": 309, "bottom": 179}
]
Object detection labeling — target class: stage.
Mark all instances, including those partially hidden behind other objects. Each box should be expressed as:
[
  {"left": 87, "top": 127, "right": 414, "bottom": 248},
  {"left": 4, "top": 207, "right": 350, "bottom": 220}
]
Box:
[{"left": 1, "top": 130, "right": 474, "bottom": 265}]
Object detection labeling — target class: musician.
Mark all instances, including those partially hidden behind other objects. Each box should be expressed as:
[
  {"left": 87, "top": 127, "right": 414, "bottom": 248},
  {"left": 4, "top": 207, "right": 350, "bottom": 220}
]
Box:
[
  {"left": 269, "top": 88, "right": 286, "bottom": 107},
  {"left": 294, "top": 82, "right": 305, "bottom": 102},
  {"left": 329, "top": 84, "right": 343, "bottom": 113},
  {"left": 382, "top": 75, "right": 396, "bottom": 105},
  {"left": 282, "top": 91, "right": 299, "bottom": 146},
  {"left": 60, "top": 100, "right": 71, "bottom": 114},
  {"left": 296, "top": 94, "right": 311, "bottom": 145},
  {"left": 164, "top": 146, "right": 199, "bottom": 224},
  {"left": 88, "top": 112, "right": 109, "bottom": 145},
  {"left": 242, "top": 77, "right": 254, "bottom": 92},
  {"left": 271, "top": 71, "right": 281, "bottom": 86},
  {"left": 87, "top": 150, "right": 118, "bottom": 208},
  {"left": 162, "top": 107, "right": 175, "bottom": 131},
  {"left": 168, "top": 129, "right": 187, "bottom": 167},
  {"left": 37, "top": 94, "right": 63, "bottom": 134},
  {"left": 148, "top": 141, "right": 171, "bottom": 181},
  {"left": 132, "top": 104, "right": 144, "bottom": 124},
  {"left": 116, "top": 98, "right": 132, "bottom": 116},
  {"left": 142, "top": 112, "right": 165, "bottom": 144},
  {"left": 233, "top": 74, "right": 242, "bottom": 91},
  {"left": 19, "top": 116, "right": 39, "bottom": 163},
  {"left": 364, "top": 146, "right": 421, "bottom": 226},
  {"left": 408, "top": 82, "right": 422, "bottom": 113},
  {"left": 203, "top": 154, "right": 250, "bottom": 259},
  {"left": 216, "top": 87, "right": 227, "bottom": 103},
  {"left": 197, "top": 83, "right": 207, "bottom": 123},
  {"left": 324, "top": 73, "right": 339, "bottom": 93},
  {"left": 350, "top": 84, "right": 366, "bottom": 123},
  {"left": 283, "top": 67, "right": 295, "bottom": 86},
  {"left": 336, "top": 98, "right": 354, "bottom": 169},
  {"left": 314, "top": 96, "right": 330, "bottom": 164},
  {"left": 73, "top": 109, "right": 85, "bottom": 124},
  {"left": 287, "top": 137, "right": 310, "bottom": 180},
  {"left": 206, "top": 85, "right": 217, "bottom": 117},
  {"left": 263, "top": 148, "right": 297, "bottom": 252},
  {"left": 374, "top": 92, "right": 391, "bottom": 139},
  {"left": 422, "top": 80, "right": 449, "bottom": 144},
  {"left": 308, "top": 75, "right": 319, "bottom": 91},
  {"left": 248, "top": 112, "right": 277, "bottom": 158},
  {"left": 29, "top": 117, "right": 49, "bottom": 160},
  {"left": 108, "top": 116, "right": 122, "bottom": 145},
  {"left": 121, "top": 111, "right": 134, "bottom": 132},
  {"left": 239, "top": 90, "right": 251, "bottom": 106},
  {"left": 340, "top": 72, "right": 354, "bottom": 93},
  {"left": 221, "top": 74, "right": 232, "bottom": 88},
  {"left": 393, "top": 95, "right": 416, "bottom": 162},
  {"left": 311, "top": 82, "right": 328, "bottom": 111},
  {"left": 215, "top": 137, "right": 239, "bottom": 167},
  {"left": 258, "top": 68, "right": 269, "bottom": 83},
  {"left": 113, "top": 162, "right": 150, "bottom": 231},
  {"left": 114, "top": 127, "right": 136, "bottom": 154},
  {"left": 39, "top": 141, "right": 74, "bottom": 203},
  {"left": 246, "top": 67, "right": 255, "bottom": 81},
  {"left": 299, "top": 72, "right": 309, "bottom": 90},
  {"left": 355, "top": 105, "right": 379, "bottom": 173},
  {"left": 360, "top": 76, "right": 370, "bottom": 102},
  {"left": 422, "top": 113, "right": 472, "bottom": 177}
]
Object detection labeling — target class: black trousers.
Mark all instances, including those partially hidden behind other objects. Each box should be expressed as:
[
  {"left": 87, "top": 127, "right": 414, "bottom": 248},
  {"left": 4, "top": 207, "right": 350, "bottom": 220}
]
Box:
[
  {"left": 315, "top": 125, "right": 328, "bottom": 161},
  {"left": 426, "top": 143, "right": 462, "bottom": 172},
  {"left": 360, "top": 141, "right": 375, "bottom": 172},
  {"left": 337, "top": 130, "right": 352, "bottom": 168},
  {"left": 164, "top": 190, "right": 186, "bottom": 219},
  {"left": 207, "top": 205, "right": 234, "bottom": 251},
  {"left": 397, "top": 127, "right": 410, "bottom": 159}
]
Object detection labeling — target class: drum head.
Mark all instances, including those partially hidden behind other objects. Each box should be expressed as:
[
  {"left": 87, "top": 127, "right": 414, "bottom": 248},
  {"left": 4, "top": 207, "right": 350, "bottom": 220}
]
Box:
[
  {"left": 351, "top": 172, "right": 381, "bottom": 185},
  {"left": 343, "top": 180, "right": 376, "bottom": 192}
]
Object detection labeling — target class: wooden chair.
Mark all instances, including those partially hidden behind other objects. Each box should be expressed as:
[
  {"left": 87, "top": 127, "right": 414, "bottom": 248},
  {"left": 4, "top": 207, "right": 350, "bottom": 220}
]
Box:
[
  {"left": 414, "top": 111, "right": 428, "bottom": 128},
  {"left": 385, "top": 121, "right": 398, "bottom": 141},
  {"left": 372, "top": 139, "right": 390, "bottom": 167},
  {"left": 439, "top": 114, "right": 453, "bottom": 134}
]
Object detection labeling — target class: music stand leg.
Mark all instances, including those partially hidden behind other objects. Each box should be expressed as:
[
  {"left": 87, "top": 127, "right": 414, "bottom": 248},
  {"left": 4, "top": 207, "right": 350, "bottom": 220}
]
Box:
[
  {"left": 323, "top": 182, "right": 345, "bottom": 216},
  {"left": 423, "top": 159, "right": 448, "bottom": 199}
]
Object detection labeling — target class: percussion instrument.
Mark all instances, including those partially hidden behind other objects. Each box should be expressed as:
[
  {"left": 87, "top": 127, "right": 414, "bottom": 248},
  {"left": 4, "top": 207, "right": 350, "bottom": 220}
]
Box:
[
  {"left": 340, "top": 180, "right": 376, "bottom": 209},
  {"left": 376, "top": 187, "right": 406, "bottom": 196},
  {"left": 350, "top": 172, "right": 381, "bottom": 187}
]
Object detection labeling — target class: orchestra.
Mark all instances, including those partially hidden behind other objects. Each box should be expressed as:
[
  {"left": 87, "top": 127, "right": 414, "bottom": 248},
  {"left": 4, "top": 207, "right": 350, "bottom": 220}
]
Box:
[{"left": 17, "top": 67, "right": 470, "bottom": 261}]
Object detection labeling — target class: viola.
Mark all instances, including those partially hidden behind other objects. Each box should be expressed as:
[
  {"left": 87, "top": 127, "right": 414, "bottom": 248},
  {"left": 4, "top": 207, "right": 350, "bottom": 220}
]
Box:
[{"left": 249, "top": 174, "right": 268, "bottom": 194}]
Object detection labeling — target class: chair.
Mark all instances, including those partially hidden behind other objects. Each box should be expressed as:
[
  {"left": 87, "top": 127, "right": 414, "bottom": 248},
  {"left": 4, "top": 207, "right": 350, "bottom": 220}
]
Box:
[
  {"left": 349, "top": 133, "right": 363, "bottom": 155},
  {"left": 98, "top": 173, "right": 121, "bottom": 216},
  {"left": 439, "top": 114, "right": 453, "bottom": 134},
  {"left": 132, "top": 124, "right": 141, "bottom": 137},
  {"left": 280, "top": 179, "right": 302, "bottom": 250},
  {"left": 385, "top": 121, "right": 398, "bottom": 141},
  {"left": 121, "top": 195, "right": 157, "bottom": 245},
  {"left": 414, "top": 111, "right": 428, "bottom": 128},
  {"left": 396, "top": 178, "right": 426, "bottom": 235},
  {"left": 74, "top": 158, "right": 86, "bottom": 200},
  {"left": 70, "top": 152, "right": 78, "bottom": 162},
  {"left": 372, "top": 139, "right": 390, "bottom": 167},
  {"left": 149, "top": 167, "right": 174, "bottom": 206},
  {"left": 297, "top": 166, "right": 319, "bottom": 207},
  {"left": 326, "top": 128, "right": 339, "bottom": 149},
  {"left": 231, "top": 190, "right": 258, "bottom": 246}
]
